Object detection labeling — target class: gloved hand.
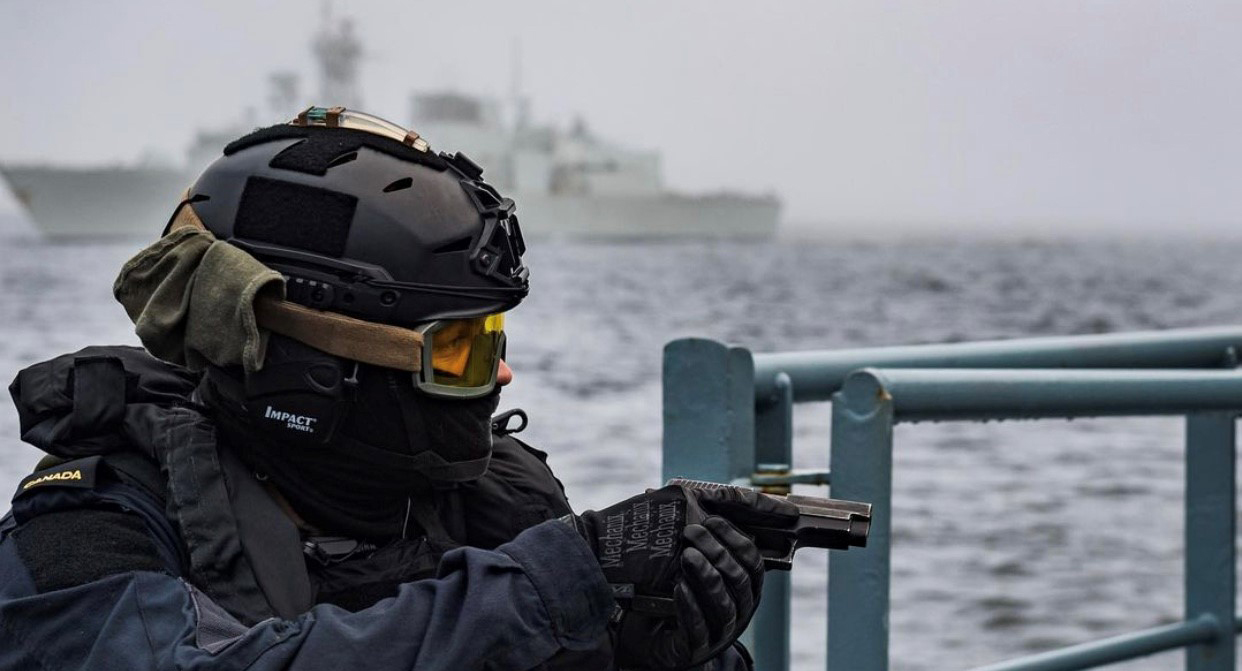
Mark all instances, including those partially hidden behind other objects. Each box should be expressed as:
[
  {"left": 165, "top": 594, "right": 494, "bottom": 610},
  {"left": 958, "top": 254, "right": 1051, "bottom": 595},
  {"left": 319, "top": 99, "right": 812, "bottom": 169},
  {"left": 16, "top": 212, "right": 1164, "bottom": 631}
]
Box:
[
  {"left": 566, "top": 484, "right": 798, "bottom": 670},
  {"left": 696, "top": 642, "right": 754, "bottom": 671}
]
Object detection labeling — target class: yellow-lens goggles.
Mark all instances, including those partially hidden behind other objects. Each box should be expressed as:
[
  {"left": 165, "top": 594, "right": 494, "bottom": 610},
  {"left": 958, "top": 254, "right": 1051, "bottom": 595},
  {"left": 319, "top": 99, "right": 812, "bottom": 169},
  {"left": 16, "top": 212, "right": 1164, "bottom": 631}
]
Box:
[{"left": 414, "top": 313, "right": 505, "bottom": 398}]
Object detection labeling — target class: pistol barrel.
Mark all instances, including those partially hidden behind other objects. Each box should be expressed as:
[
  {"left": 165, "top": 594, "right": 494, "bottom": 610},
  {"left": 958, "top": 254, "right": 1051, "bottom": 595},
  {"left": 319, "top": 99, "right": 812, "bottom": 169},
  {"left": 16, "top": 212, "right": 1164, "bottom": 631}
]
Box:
[
  {"left": 787, "top": 493, "right": 871, "bottom": 549},
  {"left": 668, "top": 478, "right": 872, "bottom": 570}
]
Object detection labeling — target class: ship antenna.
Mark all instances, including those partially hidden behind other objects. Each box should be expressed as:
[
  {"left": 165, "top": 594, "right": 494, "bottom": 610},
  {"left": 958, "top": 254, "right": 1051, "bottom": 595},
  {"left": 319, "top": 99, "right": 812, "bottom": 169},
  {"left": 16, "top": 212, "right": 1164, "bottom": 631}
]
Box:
[
  {"left": 313, "top": 2, "right": 364, "bottom": 109},
  {"left": 511, "top": 38, "right": 529, "bottom": 132}
]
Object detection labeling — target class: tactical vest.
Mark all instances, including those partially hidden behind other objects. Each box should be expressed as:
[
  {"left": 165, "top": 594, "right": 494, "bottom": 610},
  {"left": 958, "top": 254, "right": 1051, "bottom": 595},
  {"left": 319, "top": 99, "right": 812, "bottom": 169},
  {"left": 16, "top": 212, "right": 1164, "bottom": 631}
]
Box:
[{"left": 7, "top": 346, "right": 575, "bottom": 625}]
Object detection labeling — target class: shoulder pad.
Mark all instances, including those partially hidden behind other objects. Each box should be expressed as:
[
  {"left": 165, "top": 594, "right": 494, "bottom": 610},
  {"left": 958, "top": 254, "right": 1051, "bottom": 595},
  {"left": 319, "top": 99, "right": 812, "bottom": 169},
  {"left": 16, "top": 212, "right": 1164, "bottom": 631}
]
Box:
[{"left": 14, "top": 456, "right": 102, "bottom": 501}]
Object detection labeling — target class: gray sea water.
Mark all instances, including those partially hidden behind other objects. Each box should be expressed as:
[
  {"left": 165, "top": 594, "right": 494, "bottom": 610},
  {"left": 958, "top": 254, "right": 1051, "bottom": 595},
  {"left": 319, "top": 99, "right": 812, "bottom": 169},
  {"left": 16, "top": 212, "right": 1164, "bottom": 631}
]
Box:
[{"left": 1, "top": 220, "right": 1239, "bottom": 670}]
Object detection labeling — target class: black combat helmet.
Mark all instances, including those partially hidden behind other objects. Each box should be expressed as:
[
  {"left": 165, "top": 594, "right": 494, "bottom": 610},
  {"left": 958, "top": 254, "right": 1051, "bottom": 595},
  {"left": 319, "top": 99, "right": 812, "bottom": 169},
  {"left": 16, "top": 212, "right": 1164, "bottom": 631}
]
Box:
[
  {"left": 187, "top": 106, "right": 528, "bottom": 326},
  {"left": 185, "top": 109, "right": 528, "bottom": 536}
]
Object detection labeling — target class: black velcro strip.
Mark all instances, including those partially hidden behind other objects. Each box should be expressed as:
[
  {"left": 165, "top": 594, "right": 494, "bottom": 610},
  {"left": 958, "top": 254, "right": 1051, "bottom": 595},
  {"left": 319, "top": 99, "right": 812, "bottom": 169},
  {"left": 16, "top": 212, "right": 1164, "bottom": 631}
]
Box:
[
  {"left": 14, "top": 509, "right": 166, "bottom": 593},
  {"left": 269, "top": 137, "right": 361, "bottom": 176},
  {"left": 235, "top": 177, "right": 357, "bottom": 258}
]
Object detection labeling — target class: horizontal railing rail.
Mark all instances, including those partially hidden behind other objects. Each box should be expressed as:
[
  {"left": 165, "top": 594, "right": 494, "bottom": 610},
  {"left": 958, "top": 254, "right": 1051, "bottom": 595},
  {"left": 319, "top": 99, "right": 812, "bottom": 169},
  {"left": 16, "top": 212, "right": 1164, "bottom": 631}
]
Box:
[
  {"left": 838, "top": 367, "right": 1242, "bottom": 421},
  {"left": 751, "top": 325, "right": 1242, "bottom": 402},
  {"left": 662, "top": 326, "right": 1242, "bottom": 671},
  {"left": 968, "top": 616, "right": 1242, "bottom": 671}
]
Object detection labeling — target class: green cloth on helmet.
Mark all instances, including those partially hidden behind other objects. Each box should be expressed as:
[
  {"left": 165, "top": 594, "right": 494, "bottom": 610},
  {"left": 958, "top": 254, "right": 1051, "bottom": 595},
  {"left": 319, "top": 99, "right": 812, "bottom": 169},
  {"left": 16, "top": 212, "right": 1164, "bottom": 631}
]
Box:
[{"left": 113, "top": 205, "right": 285, "bottom": 373}]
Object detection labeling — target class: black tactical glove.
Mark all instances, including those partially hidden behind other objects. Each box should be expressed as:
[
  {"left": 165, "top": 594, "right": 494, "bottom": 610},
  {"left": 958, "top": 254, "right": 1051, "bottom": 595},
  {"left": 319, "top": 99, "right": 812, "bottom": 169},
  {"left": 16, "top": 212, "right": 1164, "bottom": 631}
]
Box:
[{"left": 567, "top": 484, "right": 798, "bottom": 670}]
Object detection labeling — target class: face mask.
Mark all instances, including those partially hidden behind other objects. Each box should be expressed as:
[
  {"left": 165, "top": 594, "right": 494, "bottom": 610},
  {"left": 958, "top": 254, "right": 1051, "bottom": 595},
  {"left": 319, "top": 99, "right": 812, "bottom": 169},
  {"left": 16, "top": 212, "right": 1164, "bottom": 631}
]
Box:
[
  {"left": 333, "top": 362, "right": 500, "bottom": 484},
  {"left": 204, "top": 335, "right": 499, "bottom": 539}
]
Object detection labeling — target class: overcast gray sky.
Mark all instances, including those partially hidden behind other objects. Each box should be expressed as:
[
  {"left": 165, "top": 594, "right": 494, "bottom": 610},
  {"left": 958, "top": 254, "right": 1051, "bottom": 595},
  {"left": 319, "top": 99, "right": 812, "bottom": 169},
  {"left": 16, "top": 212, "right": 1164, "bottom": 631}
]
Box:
[{"left": 1, "top": 1, "right": 1239, "bottom": 234}]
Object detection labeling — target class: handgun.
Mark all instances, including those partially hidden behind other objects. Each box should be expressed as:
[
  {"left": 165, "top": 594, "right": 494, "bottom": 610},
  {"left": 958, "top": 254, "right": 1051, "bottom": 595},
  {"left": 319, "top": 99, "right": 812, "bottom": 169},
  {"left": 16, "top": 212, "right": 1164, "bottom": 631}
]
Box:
[{"left": 667, "top": 478, "right": 872, "bottom": 571}]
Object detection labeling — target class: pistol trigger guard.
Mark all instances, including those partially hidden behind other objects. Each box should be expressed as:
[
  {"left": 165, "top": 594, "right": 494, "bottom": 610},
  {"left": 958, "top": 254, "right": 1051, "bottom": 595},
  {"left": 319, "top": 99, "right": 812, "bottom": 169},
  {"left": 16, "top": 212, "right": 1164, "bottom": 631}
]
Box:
[{"left": 762, "top": 543, "right": 796, "bottom": 571}]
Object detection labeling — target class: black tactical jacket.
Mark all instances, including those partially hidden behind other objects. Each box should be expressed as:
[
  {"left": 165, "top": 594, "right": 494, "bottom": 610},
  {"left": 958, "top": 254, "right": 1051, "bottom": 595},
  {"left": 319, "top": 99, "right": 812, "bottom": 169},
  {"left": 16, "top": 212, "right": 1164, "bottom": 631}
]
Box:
[{"left": 0, "top": 347, "right": 750, "bottom": 670}]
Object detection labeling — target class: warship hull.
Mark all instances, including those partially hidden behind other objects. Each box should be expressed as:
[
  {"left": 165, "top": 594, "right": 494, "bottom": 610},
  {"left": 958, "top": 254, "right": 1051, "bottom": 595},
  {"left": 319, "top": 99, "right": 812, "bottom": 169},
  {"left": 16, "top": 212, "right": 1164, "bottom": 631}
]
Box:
[
  {"left": 514, "top": 192, "right": 779, "bottom": 239},
  {"left": 1, "top": 165, "right": 780, "bottom": 240},
  {"left": 1, "top": 165, "right": 192, "bottom": 239}
]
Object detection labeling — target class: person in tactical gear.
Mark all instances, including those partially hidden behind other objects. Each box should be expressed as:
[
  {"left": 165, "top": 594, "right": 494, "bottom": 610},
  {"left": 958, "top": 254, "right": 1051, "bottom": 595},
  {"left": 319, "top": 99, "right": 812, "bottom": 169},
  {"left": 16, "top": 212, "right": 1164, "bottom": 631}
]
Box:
[{"left": 0, "top": 108, "right": 797, "bottom": 671}]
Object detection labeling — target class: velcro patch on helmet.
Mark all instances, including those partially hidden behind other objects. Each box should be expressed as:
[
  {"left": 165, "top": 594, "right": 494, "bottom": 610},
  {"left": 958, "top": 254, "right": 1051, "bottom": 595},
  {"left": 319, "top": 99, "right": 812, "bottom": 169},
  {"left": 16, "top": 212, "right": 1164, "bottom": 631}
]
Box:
[
  {"left": 235, "top": 177, "right": 357, "bottom": 258},
  {"left": 224, "top": 125, "right": 448, "bottom": 174},
  {"left": 270, "top": 135, "right": 364, "bottom": 176}
]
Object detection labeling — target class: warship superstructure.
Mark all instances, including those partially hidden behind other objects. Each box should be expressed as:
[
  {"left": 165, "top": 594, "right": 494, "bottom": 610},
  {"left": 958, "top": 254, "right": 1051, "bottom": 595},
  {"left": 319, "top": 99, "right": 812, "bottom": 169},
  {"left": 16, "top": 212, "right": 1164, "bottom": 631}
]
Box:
[{"left": 1, "top": 14, "right": 779, "bottom": 240}]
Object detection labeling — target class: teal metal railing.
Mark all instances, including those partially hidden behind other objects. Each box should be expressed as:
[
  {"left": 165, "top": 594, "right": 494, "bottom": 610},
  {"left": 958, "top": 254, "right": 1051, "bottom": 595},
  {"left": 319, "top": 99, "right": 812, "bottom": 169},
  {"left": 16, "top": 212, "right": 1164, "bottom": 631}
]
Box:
[{"left": 662, "top": 326, "right": 1242, "bottom": 671}]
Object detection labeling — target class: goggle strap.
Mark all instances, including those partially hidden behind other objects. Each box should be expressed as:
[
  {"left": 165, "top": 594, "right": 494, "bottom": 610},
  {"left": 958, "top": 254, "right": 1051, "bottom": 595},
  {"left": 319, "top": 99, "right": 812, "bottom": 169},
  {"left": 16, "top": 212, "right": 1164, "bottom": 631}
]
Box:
[
  {"left": 254, "top": 296, "right": 424, "bottom": 373},
  {"left": 164, "top": 205, "right": 426, "bottom": 373}
]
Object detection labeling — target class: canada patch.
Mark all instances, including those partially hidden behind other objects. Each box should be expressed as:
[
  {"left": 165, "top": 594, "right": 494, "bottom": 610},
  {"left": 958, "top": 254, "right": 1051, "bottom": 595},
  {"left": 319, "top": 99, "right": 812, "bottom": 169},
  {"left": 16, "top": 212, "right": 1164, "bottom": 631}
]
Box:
[{"left": 15, "top": 456, "right": 101, "bottom": 500}]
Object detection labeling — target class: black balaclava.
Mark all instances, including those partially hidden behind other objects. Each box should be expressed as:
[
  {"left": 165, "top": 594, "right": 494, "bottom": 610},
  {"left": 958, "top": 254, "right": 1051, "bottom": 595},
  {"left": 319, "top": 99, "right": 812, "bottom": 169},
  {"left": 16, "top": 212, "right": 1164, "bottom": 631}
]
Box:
[{"left": 202, "top": 335, "right": 499, "bottom": 539}]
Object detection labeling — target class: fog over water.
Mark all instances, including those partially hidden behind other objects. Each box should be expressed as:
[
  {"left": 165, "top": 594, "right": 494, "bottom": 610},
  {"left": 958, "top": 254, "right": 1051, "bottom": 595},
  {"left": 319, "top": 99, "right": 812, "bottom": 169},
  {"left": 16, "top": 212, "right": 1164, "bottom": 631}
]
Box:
[
  {"left": 0, "top": 215, "right": 1239, "bottom": 669},
  {"left": 2, "top": 1, "right": 1240, "bottom": 232}
]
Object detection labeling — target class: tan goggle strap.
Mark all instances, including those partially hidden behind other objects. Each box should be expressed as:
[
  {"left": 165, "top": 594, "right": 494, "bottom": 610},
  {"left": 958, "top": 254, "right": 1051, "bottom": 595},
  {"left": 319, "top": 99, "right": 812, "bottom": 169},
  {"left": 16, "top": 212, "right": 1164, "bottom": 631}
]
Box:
[
  {"left": 253, "top": 296, "right": 424, "bottom": 373},
  {"left": 168, "top": 201, "right": 425, "bottom": 373}
]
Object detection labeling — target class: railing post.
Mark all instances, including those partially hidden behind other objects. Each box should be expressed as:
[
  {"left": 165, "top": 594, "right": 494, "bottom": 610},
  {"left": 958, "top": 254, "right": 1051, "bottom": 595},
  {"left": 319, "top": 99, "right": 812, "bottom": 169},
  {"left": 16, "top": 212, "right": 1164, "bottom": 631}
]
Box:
[
  {"left": 1185, "top": 413, "right": 1237, "bottom": 671},
  {"left": 752, "top": 373, "right": 795, "bottom": 670},
  {"left": 662, "top": 338, "right": 756, "bottom": 484},
  {"left": 663, "top": 338, "right": 761, "bottom": 654},
  {"left": 829, "top": 370, "right": 894, "bottom": 671}
]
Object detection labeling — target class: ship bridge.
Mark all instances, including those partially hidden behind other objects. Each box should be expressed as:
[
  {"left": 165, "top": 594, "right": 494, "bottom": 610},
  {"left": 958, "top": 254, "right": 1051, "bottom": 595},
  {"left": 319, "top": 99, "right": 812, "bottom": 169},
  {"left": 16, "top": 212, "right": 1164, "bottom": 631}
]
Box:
[{"left": 410, "top": 91, "right": 661, "bottom": 198}]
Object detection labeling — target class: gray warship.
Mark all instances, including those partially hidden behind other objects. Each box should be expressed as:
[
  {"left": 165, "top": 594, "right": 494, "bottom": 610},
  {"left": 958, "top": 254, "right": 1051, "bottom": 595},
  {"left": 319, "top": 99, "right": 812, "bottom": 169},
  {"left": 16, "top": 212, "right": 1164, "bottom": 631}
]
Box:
[{"left": 1, "top": 14, "right": 780, "bottom": 240}]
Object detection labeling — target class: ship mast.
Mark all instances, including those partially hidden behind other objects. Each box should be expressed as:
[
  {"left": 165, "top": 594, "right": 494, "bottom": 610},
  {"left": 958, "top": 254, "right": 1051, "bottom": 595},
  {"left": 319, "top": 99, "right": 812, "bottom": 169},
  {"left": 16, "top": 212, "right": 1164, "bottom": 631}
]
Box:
[
  {"left": 312, "top": 3, "right": 364, "bottom": 108},
  {"left": 511, "top": 39, "right": 530, "bottom": 133},
  {"left": 267, "top": 72, "right": 300, "bottom": 117}
]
